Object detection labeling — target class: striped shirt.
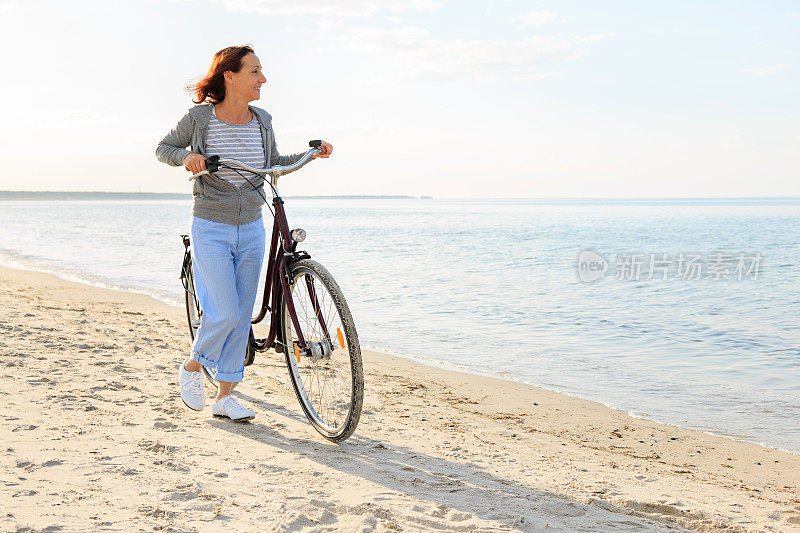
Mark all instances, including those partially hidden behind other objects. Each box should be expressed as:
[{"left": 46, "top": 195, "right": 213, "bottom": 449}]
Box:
[{"left": 205, "top": 106, "right": 265, "bottom": 187}]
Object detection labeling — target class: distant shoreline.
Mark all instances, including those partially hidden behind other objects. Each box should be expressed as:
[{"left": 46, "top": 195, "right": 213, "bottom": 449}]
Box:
[
  {"left": 0, "top": 191, "right": 429, "bottom": 201},
  {"left": 2, "top": 191, "right": 800, "bottom": 204}
]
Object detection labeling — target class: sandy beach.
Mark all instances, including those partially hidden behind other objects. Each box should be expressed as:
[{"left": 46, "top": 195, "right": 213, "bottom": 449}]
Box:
[{"left": 0, "top": 263, "right": 798, "bottom": 532}]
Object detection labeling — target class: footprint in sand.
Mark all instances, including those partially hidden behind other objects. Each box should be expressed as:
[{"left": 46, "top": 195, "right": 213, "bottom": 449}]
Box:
[
  {"left": 162, "top": 488, "right": 200, "bottom": 501},
  {"left": 15, "top": 460, "right": 36, "bottom": 472},
  {"left": 138, "top": 440, "right": 178, "bottom": 454},
  {"left": 138, "top": 505, "right": 174, "bottom": 519},
  {"left": 153, "top": 418, "right": 182, "bottom": 431},
  {"left": 448, "top": 511, "right": 473, "bottom": 522},
  {"left": 26, "top": 377, "right": 55, "bottom": 385},
  {"left": 153, "top": 459, "right": 189, "bottom": 472},
  {"left": 430, "top": 504, "right": 448, "bottom": 518}
]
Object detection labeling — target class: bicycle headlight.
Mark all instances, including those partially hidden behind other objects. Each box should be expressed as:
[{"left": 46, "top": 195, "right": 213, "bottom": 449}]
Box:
[{"left": 290, "top": 228, "right": 307, "bottom": 243}]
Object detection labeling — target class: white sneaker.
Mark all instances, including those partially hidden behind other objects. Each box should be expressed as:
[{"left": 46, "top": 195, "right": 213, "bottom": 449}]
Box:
[
  {"left": 179, "top": 357, "right": 205, "bottom": 411},
  {"left": 212, "top": 395, "right": 255, "bottom": 422}
]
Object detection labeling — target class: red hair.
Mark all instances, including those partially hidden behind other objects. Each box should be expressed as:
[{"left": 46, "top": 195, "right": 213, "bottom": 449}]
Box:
[{"left": 187, "top": 45, "right": 255, "bottom": 104}]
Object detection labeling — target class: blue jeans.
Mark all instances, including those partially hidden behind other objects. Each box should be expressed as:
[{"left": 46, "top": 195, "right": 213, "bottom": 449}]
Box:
[{"left": 190, "top": 216, "right": 265, "bottom": 382}]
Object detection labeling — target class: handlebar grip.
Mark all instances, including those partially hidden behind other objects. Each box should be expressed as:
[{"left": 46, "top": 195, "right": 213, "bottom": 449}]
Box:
[
  {"left": 205, "top": 155, "right": 220, "bottom": 172},
  {"left": 309, "top": 140, "right": 322, "bottom": 148}
]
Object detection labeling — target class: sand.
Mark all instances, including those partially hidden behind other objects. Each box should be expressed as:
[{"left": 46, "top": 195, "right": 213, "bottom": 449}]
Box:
[{"left": 0, "top": 263, "right": 798, "bottom": 532}]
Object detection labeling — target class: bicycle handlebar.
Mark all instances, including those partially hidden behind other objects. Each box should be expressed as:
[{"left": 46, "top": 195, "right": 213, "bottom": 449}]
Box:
[{"left": 187, "top": 140, "right": 324, "bottom": 182}]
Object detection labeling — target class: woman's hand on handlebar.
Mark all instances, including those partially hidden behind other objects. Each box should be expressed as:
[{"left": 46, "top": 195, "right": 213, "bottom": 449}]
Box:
[
  {"left": 184, "top": 152, "right": 206, "bottom": 173},
  {"left": 312, "top": 141, "right": 333, "bottom": 159}
]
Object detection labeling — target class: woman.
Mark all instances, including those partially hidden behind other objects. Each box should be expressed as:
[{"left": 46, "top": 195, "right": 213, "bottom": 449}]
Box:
[{"left": 156, "top": 45, "right": 333, "bottom": 421}]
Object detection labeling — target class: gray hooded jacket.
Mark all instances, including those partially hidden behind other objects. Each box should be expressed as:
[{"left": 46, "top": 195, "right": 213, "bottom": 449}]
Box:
[{"left": 155, "top": 103, "right": 303, "bottom": 225}]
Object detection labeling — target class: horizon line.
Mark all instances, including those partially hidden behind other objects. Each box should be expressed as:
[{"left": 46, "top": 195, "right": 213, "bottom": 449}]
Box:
[{"left": 3, "top": 190, "right": 800, "bottom": 201}]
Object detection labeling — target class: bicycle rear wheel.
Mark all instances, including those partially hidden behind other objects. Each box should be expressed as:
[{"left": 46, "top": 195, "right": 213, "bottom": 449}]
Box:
[
  {"left": 184, "top": 254, "right": 202, "bottom": 342},
  {"left": 182, "top": 253, "right": 252, "bottom": 389},
  {"left": 279, "top": 259, "right": 363, "bottom": 442}
]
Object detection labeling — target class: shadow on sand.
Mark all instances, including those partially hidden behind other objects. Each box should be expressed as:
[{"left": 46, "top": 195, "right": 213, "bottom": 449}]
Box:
[{"left": 202, "top": 390, "right": 672, "bottom": 532}]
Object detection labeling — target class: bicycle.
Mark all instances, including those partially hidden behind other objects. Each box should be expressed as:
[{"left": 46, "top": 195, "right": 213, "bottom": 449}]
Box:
[{"left": 179, "top": 141, "right": 363, "bottom": 442}]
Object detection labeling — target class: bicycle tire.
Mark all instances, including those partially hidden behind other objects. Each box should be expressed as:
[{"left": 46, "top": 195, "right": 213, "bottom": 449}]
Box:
[
  {"left": 184, "top": 254, "right": 201, "bottom": 342},
  {"left": 183, "top": 253, "right": 252, "bottom": 389},
  {"left": 278, "top": 259, "right": 363, "bottom": 442}
]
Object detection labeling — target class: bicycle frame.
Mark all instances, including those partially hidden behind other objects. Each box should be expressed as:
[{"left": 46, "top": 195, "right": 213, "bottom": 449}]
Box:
[
  {"left": 250, "top": 194, "right": 326, "bottom": 356},
  {"left": 182, "top": 146, "right": 331, "bottom": 360}
]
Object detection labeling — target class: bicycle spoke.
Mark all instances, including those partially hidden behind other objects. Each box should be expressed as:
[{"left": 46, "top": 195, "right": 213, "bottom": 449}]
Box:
[{"left": 284, "top": 264, "right": 357, "bottom": 436}]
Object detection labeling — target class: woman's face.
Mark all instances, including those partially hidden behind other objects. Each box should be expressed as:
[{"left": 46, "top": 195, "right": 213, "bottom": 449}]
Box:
[{"left": 226, "top": 52, "right": 267, "bottom": 102}]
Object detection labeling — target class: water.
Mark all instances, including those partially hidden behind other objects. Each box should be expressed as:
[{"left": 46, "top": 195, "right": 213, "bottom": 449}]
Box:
[{"left": 1, "top": 197, "right": 798, "bottom": 453}]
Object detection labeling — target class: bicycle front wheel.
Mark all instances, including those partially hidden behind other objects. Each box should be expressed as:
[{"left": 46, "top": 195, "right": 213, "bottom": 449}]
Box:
[{"left": 279, "top": 259, "right": 363, "bottom": 442}]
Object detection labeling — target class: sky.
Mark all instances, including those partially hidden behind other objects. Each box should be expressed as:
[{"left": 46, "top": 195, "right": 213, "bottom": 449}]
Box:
[{"left": 0, "top": 0, "right": 797, "bottom": 198}]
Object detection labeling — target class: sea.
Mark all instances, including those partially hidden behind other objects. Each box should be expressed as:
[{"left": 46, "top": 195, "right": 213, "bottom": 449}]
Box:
[{"left": 1, "top": 194, "right": 798, "bottom": 454}]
